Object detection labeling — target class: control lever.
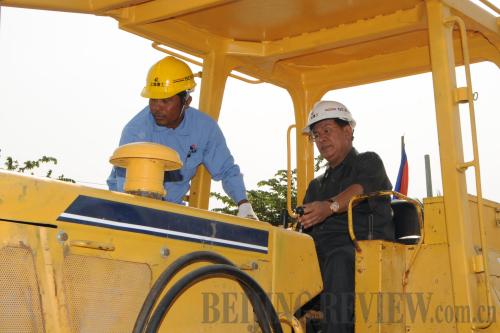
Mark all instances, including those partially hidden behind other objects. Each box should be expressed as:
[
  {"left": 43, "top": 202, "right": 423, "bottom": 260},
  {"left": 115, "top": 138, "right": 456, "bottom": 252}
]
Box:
[
  {"left": 293, "top": 206, "right": 305, "bottom": 232},
  {"left": 294, "top": 206, "right": 305, "bottom": 217}
]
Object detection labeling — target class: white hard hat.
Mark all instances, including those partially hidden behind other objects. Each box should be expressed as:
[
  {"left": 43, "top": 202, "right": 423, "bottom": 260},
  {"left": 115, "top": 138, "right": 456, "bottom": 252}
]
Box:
[{"left": 303, "top": 100, "right": 356, "bottom": 133}]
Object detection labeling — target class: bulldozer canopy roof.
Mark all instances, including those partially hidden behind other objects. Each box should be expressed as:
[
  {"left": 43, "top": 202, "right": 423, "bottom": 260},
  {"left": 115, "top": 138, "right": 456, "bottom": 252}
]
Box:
[{"left": 2, "top": 0, "right": 499, "bottom": 91}]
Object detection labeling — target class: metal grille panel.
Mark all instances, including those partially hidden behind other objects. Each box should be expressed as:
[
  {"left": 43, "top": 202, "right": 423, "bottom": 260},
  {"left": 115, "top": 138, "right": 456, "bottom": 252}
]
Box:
[
  {"left": 63, "top": 254, "right": 151, "bottom": 333},
  {"left": 0, "top": 246, "right": 45, "bottom": 333}
]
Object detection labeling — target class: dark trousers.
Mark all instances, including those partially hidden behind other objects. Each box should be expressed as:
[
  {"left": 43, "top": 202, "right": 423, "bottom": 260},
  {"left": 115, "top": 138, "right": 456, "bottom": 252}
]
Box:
[{"left": 317, "top": 243, "right": 355, "bottom": 333}]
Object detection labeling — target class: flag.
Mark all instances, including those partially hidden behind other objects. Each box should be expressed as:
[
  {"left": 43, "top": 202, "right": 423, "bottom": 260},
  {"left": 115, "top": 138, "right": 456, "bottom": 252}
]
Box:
[{"left": 394, "top": 136, "right": 409, "bottom": 196}]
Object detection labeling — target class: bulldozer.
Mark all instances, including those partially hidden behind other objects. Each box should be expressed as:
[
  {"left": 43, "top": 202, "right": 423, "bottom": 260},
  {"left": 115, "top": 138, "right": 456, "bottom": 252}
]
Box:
[{"left": 0, "top": 0, "right": 499, "bottom": 332}]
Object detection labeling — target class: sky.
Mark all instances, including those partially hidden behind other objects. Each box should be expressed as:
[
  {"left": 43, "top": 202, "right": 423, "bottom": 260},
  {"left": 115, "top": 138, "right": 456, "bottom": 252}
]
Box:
[{"left": 0, "top": 5, "right": 499, "bottom": 207}]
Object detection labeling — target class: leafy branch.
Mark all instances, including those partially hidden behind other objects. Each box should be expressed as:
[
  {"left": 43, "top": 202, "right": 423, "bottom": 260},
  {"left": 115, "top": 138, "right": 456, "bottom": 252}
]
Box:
[
  {"left": 211, "top": 156, "right": 327, "bottom": 225},
  {"left": 1, "top": 149, "right": 75, "bottom": 183}
]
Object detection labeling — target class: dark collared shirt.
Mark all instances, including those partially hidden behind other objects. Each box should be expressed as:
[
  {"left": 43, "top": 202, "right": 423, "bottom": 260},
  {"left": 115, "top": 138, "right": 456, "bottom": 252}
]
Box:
[{"left": 303, "top": 148, "right": 394, "bottom": 251}]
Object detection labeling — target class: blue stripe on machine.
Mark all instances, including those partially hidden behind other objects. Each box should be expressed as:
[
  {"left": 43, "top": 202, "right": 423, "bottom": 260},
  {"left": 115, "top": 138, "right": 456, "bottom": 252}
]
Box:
[{"left": 57, "top": 195, "right": 269, "bottom": 254}]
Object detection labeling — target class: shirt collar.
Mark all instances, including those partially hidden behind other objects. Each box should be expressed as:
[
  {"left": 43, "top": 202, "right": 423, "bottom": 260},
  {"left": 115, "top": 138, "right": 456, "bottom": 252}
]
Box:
[
  {"left": 342, "top": 147, "right": 358, "bottom": 167},
  {"left": 327, "top": 147, "right": 358, "bottom": 173}
]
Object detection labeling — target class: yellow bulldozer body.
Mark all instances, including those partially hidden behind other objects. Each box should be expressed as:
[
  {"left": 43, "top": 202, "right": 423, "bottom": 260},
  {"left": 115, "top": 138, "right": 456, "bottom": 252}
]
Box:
[{"left": 0, "top": 0, "right": 499, "bottom": 332}]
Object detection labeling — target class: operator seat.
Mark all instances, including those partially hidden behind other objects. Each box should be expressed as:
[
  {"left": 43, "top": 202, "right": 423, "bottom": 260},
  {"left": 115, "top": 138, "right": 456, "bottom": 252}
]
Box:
[{"left": 391, "top": 200, "right": 421, "bottom": 245}]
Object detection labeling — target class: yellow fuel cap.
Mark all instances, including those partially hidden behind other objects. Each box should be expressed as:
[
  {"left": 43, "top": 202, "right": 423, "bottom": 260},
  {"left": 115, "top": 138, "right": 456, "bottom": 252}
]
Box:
[{"left": 110, "top": 142, "right": 182, "bottom": 198}]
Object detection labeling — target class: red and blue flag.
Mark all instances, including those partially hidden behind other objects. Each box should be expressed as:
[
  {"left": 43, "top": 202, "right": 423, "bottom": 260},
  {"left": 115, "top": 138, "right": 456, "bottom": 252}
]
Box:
[{"left": 394, "top": 137, "right": 409, "bottom": 196}]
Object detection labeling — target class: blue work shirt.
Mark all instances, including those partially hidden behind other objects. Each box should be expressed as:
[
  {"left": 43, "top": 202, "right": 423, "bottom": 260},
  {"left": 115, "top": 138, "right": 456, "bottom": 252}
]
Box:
[{"left": 107, "top": 106, "right": 247, "bottom": 204}]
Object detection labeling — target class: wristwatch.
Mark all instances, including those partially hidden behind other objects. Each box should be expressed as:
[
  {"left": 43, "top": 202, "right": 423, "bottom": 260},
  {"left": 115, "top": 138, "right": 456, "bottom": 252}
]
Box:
[{"left": 328, "top": 199, "right": 340, "bottom": 214}]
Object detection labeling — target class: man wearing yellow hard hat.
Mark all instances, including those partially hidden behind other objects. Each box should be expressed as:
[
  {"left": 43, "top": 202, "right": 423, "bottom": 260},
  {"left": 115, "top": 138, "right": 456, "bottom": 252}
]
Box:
[{"left": 107, "top": 56, "right": 257, "bottom": 219}]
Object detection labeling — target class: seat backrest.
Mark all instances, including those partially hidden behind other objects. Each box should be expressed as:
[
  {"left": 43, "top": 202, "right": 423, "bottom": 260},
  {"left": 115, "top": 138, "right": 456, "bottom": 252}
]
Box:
[{"left": 391, "top": 200, "right": 421, "bottom": 245}]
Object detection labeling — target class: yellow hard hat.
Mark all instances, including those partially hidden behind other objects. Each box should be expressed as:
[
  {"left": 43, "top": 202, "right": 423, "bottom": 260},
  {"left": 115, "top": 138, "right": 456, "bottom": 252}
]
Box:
[{"left": 141, "top": 56, "right": 196, "bottom": 99}]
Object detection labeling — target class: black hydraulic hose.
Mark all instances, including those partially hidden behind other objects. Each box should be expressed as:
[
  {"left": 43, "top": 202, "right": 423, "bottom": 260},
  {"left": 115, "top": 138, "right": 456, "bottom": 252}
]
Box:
[
  {"left": 145, "top": 264, "right": 283, "bottom": 333},
  {"left": 133, "top": 251, "right": 235, "bottom": 333},
  {"left": 134, "top": 251, "right": 271, "bottom": 333}
]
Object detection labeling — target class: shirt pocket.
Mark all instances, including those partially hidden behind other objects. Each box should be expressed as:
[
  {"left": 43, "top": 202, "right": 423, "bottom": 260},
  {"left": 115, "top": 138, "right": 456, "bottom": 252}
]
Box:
[{"left": 181, "top": 149, "right": 203, "bottom": 179}]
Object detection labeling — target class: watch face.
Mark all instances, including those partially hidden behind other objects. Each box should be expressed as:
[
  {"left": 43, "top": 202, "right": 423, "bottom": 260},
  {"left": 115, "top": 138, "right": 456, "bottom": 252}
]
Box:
[{"left": 330, "top": 201, "right": 339, "bottom": 213}]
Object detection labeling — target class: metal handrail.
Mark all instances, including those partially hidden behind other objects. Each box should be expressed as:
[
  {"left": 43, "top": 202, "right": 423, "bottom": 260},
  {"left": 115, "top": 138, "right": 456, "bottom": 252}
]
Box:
[
  {"left": 152, "top": 43, "right": 263, "bottom": 84},
  {"left": 478, "top": 0, "right": 500, "bottom": 14},
  {"left": 444, "top": 15, "right": 494, "bottom": 329},
  {"left": 347, "top": 190, "right": 424, "bottom": 288},
  {"left": 286, "top": 124, "right": 298, "bottom": 219},
  {"left": 279, "top": 314, "right": 304, "bottom": 333}
]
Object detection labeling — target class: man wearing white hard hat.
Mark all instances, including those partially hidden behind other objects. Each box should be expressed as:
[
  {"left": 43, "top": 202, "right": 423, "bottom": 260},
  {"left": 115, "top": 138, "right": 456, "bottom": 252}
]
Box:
[{"left": 298, "top": 101, "right": 394, "bottom": 333}]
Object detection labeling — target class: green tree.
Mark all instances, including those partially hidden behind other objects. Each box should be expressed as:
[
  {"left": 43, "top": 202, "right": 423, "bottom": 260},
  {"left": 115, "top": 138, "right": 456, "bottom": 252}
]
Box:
[
  {"left": 211, "top": 156, "right": 326, "bottom": 225},
  {"left": 0, "top": 149, "right": 75, "bottom": 183}
]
